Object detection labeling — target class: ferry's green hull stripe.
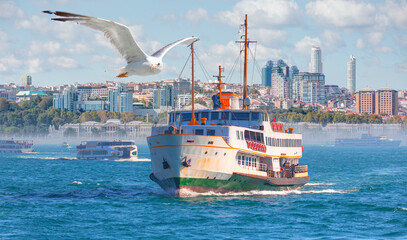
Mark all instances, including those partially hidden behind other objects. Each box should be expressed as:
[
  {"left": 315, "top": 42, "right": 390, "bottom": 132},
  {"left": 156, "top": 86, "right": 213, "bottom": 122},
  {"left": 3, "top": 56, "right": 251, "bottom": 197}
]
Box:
[{"left": 150, "top": 173, "right": 307, "bottom": 192}]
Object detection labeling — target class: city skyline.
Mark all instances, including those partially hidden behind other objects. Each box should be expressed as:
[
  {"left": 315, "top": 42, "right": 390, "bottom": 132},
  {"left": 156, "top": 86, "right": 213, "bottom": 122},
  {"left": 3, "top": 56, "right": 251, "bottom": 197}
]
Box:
[{"left": 1, "top": 0, "right": 407, "bottom": 90}]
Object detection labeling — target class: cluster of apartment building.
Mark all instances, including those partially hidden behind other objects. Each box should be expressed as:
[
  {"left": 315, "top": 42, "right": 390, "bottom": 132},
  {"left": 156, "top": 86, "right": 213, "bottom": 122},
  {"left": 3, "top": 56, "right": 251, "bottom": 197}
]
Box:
[{"left": 355, "top": 86, "right": 399, "bottom": 115}]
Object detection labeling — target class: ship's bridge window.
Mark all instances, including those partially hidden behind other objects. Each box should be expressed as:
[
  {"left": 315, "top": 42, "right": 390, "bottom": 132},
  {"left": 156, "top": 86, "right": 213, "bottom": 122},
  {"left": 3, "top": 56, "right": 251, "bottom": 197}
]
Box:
[
  {"left": 251, "top": 112, "right": 261, "bottom": 121},
  {"left": 195, "top": 129, "right": 204, "bottom": 135},
  {"left": 221, "top": 112, "right": 229, "bottom": 120},
  {"left": 201, "top": 112, "right": 209, "bottom": 120},
  {"left": 211, "top": 112, "right": 219, "bottom": 120},
  {"left": 181, "top": 113, "right": 198, "bottom": 122},
  {"left": 244, "top": 130, "right": 264, "bottom": 143},
  {"left": 231, "top": 112, "right": 249, "bottom": 120}
]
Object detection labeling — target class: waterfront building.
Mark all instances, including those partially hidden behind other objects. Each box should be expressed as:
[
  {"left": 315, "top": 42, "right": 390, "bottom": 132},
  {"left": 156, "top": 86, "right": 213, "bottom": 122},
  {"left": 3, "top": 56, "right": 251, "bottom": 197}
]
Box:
[
  {"left": 177, "top": 94, "right": 192, "bottom": 108},
  {"left": 375, "top": 87, "right": 398, "bottom": 115},
  {"left": 347, "top": 55, "right": 356, "bottom": 93},
  {"left": 16, "top": 91, "right": 47, "bottom": 102},
  {"left": 271, "top": 60, "right": 291, "bottom": 99},
  {"left": 293, "top": 72, "right": 325, "bottom": 104},
  {"left": 53, "top": 87, "right": 87, "bottom": 111},
  {"left": 261, "top": 60, "right": 273, "bottom": 87},
  {"left": 309, "top": 46, "right": 323, "bottom": 73},
  {"left": 355, "top": 87, "right": 375, "bottom": 114},
  {"left": 21, "top": 75, "right": 32, "bottom": 86}
]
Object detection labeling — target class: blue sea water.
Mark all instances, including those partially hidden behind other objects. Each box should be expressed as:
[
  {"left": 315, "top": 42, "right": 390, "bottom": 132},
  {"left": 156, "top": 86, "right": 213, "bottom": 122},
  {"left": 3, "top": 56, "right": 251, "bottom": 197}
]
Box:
[{"left": 0, "top": 143, "right": 407, "bottom": 239}]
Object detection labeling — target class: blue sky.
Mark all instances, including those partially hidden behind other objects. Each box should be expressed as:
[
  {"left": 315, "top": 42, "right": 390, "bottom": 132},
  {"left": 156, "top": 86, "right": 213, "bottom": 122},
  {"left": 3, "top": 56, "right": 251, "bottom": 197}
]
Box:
[{"left": 0, "top": 0, "right": 406, "bottom": 90}]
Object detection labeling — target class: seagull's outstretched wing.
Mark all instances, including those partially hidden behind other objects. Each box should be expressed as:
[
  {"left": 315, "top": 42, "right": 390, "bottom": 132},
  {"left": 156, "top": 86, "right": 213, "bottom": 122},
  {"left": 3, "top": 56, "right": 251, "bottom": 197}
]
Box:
[
  {"left": 43, "top": 11, "right": 147, "bottom": 63},
  {"left": 152, "top": 37, "right": 199, "bottom": 59}
]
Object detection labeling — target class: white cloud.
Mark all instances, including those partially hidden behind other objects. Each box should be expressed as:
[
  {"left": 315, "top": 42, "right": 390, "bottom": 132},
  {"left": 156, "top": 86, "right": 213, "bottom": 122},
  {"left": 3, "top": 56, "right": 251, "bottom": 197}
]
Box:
[
  {"left": 0, "top": 29, "right": 9, "bottom": 52},
  {"left": 217, "top": 0, "right": 302, "bottom": 27},
  {"left": 356, "top": 38, "right": 365, "bottom": 49},
  {"left": 373, "top": 46, "right": 393, "bottom": 53},
  {"left": 28, "top": 41, "right": 61, "bottom": 56},
  {"left": 26, "top": 58, "right": 43, "bottom": 74},
  {"left": 251, "top": 29, "right": 287, "bottom": 47},
  {"left": 48, "top": 56, "right": 79, "bottom": 69},
  {"left": 381, "top": 0, "right": 407, "bottom": 30},
  {"left": 396, "top": 60, "right": 407, "bottom": 72},
  {"left": 306, "top": 0, "right": 377, "bottom": 28},
  {"left": 368, "top": 32, "right": 384, "bottom": 46},
  {"left": 321, "top": 30, "right": 345, "bottom": 50},
  {"left": 294, "top": 36, "right": 321, "bottom": 56},
  {"left": 67, "top": 43, "right": 91, "bottom": 55},
  {"left": 185, "top": 8, "right": 210, "bottom": 24},
  {"left": 0, "top": 1, "right": 24, "bottom": 19},
  {"left": 0, "top": 55, "right": 23, "bottom": 73}
]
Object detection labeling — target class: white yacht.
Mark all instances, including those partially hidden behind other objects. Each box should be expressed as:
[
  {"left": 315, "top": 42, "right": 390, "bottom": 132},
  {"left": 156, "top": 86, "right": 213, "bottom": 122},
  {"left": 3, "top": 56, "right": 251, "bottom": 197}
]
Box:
[
  {"left": 0, "top": 140, "right": 35, "bottom": 153},
  {"left": 76, "top": 140, "right": 138, "bottom": 160}
]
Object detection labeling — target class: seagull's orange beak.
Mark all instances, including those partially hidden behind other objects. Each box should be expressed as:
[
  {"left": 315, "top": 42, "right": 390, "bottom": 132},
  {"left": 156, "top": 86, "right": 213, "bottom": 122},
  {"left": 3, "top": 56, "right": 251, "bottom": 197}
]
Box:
[{"left": 151, "top": 65, "right": 157, "bottom": 70}]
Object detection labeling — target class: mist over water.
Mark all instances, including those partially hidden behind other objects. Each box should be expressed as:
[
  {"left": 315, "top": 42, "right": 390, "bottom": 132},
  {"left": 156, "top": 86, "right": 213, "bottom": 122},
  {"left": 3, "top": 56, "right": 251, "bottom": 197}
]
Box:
[{"left": 1, "top": 143, "right": 406, "bottom": 238}]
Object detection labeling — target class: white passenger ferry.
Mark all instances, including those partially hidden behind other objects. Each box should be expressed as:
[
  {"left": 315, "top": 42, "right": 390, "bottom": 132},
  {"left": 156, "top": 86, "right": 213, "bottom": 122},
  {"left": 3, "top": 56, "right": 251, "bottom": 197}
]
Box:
[
  {"left": 147, "top": 15, "right": 309, "bottom": 196},
  {"left": 76, "top": 140, "right": 138, "bottom": 160},
  {"left": 0, "top": 140, "right": 35, "bottom": 153}
]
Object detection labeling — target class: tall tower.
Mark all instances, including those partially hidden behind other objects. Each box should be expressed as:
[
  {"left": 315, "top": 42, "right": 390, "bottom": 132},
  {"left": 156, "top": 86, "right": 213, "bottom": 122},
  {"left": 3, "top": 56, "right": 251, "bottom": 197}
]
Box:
[
  {"left": 309, "top": 46, "right": 323, "bottom": 73},
  {"left": 347, "top": 55, "right": 356, "bottom": 93},
  {"left": 21, "top": 75, "right": 32, "bottom": 86}
]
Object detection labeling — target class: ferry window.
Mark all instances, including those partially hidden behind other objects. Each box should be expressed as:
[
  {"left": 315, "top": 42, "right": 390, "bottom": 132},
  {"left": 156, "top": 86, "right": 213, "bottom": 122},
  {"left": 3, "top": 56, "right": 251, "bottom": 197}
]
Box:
[
  {"left": 251, "top": 112, "right": 260, "bottom": 121},
  {"left": 253, "top": 158, "right": 257, "bottom": 168},
  {"left": 240, "top": 131, "right": 244, "bottom": 140},
  {"left": 236, "top": 131, "right": 240, "bottom": 140},
  {"left": 231, "top": 112, "right": 249, "bottom": 120},
  {"left": 169, "top": 113, "right": 174, "bottom": 122},
  {"left": 211, "top": 112, "right": 219, "bottom": 120},
  {"left": 241, "top": 157, "right": 245, "bottom": 166},
  {"left": 244, "top": 130, "right": 250, "bottom": 140},
  {"left": 247, "top": 157, "right": 251, "bottom": 166},
  {"left": 207, "top": 129, "right": 216, "bottom": 136},
  {"left": 221, "top": 112, "right": 229, "bottom": 120},
  {"left": 195, "top": 129, "right": 204, "bottom": 135},
  {"left": 182, "top": 113, "right": 192, "bottom": 121},
  {"left": 175, "top": 113, "right": 181, "bottom": 122},
  {"left": 201, "top": 112, "right": 209, "bottom": 119},
  {"left": 237, "top": 155, "right": 241, "bottom": 165}
]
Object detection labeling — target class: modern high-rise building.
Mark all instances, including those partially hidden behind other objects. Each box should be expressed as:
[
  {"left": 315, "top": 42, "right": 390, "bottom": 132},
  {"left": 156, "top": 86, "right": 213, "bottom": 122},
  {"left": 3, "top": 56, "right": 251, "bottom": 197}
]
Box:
[
  {"left": 21, "top": 75, "right": 32, "bottom": 86},
  {"left": 289, "top": 65, "right": 299, "bottom": 80},
  {"left": 309, "top": 46, "right": 323, "bottom": 73},
  {"left": 53, "top": 87, "right": 87, "bottom": 112},
  {"left": 347, "top": 55, "right": 356, "bottom": 93},
  {"left": 153, "top": 85, "right": 178, "bottom": 109},
  {"left": 271, "top": 60, "right": 291, "bottom": 99},
  {"left": 375, "top": 87, "right": 398, "bottom": 115},
  {"left": 108, "top": 83, "right": 133, "bottom": 113},
  {"left": 293, "top": 72, "right": 326, "bottom": 104},
  {"left": 261, "top": 60, "right": 273, "bottom": 87},
  {"left": 355, "top": 87, "right": 375, "bottom": 114}
]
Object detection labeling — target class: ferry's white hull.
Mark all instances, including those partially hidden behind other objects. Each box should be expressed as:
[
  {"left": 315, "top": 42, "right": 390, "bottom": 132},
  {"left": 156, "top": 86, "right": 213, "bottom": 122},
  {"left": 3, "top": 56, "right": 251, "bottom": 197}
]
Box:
[{"left": 148, "top": 134, "right": 309, "bottom": 196}]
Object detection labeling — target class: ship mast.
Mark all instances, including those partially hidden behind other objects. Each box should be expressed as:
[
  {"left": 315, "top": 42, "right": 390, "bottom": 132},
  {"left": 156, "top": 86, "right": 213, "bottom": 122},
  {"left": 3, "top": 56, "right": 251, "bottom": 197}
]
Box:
[
  {"left": 213, "top": 65, "right": 224, "bottom": 108},
  {"left": 243, "top": 14, "right": 248, "bottom": 110},
  {"left": 188, "top": 41, "right": 199, "bottom": 125}
]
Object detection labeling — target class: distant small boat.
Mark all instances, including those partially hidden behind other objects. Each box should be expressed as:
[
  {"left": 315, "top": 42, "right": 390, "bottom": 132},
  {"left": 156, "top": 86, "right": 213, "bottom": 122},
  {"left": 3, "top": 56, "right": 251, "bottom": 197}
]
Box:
[
  {"left": 0, "top": 139, "right": 35, "bottom": 153},
  {"left": 62, "top": 142, "right": 72, "bottom": 149},
  {"left": 335, "top": 134, "right": 401, "bottom": 147}
]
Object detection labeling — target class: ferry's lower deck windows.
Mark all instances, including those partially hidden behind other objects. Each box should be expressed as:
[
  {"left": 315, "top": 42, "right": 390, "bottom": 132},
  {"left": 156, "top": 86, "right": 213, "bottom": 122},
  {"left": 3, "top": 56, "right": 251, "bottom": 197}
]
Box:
[
  {"left": 236, "top": 155, "right": 258, "bottom": 170},
  {"left": 207, "top": 129, "right": 215, "bottom": 136}
]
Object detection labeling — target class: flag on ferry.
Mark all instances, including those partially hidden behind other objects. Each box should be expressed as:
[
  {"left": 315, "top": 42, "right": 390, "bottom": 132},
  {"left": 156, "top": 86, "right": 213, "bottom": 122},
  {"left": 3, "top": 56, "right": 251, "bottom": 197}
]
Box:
[{"left": 272, "top": 117, "right": 277, "bottom": 122}]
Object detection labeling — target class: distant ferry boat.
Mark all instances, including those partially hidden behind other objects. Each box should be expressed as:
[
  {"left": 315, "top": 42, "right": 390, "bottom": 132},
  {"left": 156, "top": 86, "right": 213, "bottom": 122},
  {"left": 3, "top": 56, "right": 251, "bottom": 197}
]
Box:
[
  {"left": 76, "top": 140, "right": 138, "bottom": 160},
  {"left": 0, "top": 140, "right": 34, "bottom": 153},
  {"left": 335, "top": 134, "right": 401, "bottom": 147}
]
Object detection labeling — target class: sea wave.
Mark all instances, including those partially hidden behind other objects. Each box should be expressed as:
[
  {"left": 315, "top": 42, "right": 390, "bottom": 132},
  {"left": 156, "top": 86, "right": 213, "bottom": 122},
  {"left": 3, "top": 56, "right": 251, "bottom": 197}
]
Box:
[
  {"left": 305, "top": 182, "right": 336, "bottom": 186},
  {"left": 71, "top": 181, "right": 83, "bottom": 185},
  {"left": 179, "top": 188, "right": 348, "bottom": 197},
  {"left": 115, "top": 158, "right": 151, "bottom": 162}
]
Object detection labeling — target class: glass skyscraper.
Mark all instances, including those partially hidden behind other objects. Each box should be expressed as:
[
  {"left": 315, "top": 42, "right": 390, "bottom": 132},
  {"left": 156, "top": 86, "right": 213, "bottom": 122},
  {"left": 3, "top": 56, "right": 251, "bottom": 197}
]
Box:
[
  {"left": 293, "top": 72, "right": 326, "bottom": 104},
  {"left": 261, "top": 61, "right": 273, "bottom": 87}
]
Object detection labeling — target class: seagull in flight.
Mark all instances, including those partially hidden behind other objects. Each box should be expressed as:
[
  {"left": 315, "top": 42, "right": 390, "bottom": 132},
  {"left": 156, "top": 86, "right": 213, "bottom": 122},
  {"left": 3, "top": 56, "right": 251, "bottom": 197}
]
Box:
[{"left": 43, "top": 11, "right": 199, "bottom": 78}]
